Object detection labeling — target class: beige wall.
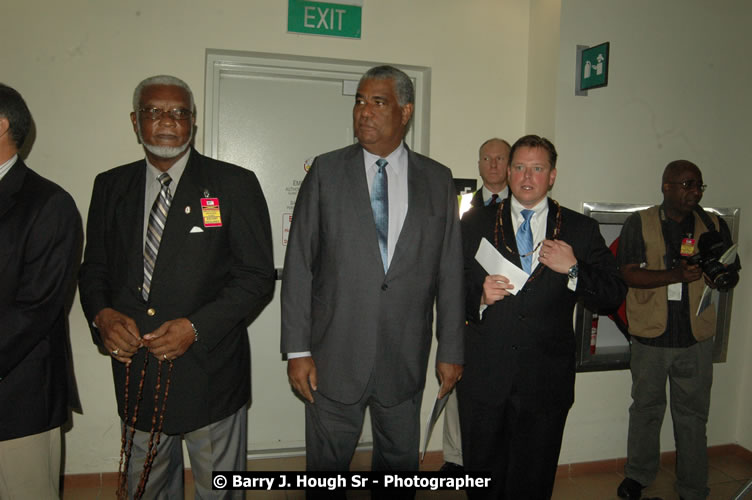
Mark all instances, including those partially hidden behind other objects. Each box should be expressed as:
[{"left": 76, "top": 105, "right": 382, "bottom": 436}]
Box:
[
  {"left": 554, "top": 0, "right": 752, "bottom": 462},
  {"left": 526, "top": 0, "right": 561, "bottom": 139},
  {"left": 3, "top": 0, "right": 750, "bottom": 474},
  {"left": 3, "top": 0, "right": 530, "bottom": 473}
]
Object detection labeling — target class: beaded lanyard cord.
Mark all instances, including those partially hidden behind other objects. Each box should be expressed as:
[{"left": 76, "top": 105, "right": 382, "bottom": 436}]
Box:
[
  {"left": 116, "top": 354, "right": 173, "bottom": 500},
  {"left": 493, "top": 197, "right": 563, "bottom": 282}
]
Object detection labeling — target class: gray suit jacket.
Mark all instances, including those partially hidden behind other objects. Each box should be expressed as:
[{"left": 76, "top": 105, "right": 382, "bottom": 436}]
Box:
[{"left": 281, "top": 143, "right": 464, "bottom": 406}]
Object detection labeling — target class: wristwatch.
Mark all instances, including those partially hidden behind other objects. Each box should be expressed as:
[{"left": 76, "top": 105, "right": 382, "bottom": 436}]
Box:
[{"left": 567, "top": 263, "right": 579, "bottom": 279}]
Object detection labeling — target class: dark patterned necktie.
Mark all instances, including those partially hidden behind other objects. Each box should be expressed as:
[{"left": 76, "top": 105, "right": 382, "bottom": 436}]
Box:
[
  {"left": 371, "top": 159, "right": 389, "bottom": 273},
  {"left": 142, "top": 173, "right": 172, "bottom": 300},
  {"left": 486, "top": 193, "right": 500, "bottom": 206}
]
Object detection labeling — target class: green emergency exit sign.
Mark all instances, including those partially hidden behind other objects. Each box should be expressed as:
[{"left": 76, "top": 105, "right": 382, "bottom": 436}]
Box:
[
  {"left": 288, "top": 0, "right": 362, "bottom": 39},
  {"left": 580, "top": 42, "right": 610, "bottom": 91}
]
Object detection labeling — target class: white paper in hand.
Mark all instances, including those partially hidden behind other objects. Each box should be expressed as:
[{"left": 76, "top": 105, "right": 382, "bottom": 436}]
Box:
[{"left": 474, "top": 237, "right": 530, "bottom": 295}]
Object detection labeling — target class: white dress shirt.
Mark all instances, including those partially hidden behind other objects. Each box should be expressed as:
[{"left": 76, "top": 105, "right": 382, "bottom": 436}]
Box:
[{"left": 0, "top": 154, "right": 18, "bottom": 182}]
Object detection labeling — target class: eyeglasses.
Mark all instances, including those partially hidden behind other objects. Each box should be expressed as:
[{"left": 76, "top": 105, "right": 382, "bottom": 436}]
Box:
[
  {"left": 666, "top": 180, "right": 707, "bottom": 192},
  {"left": 138, "top": 107, "right": 193, "bottom": 121}
]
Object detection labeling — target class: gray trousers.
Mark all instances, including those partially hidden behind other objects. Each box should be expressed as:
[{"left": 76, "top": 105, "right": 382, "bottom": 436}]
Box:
[
  {"left": 625, "top": 339, "right": 713, "bottom": 500},
  {"left": 441, "top": 390, "right": 463, "bottom": 465},
  {"left": 304, "top": 385, "right": 422, "bottom": 473},
  {"left": 125, "top": 404, "right": 247, "bottom": 500}
]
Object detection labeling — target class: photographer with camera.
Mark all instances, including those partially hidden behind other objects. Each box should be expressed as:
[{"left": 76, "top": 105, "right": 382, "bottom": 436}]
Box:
[{"left": 615, "top": 160, "right": 740, "bottom": 500}]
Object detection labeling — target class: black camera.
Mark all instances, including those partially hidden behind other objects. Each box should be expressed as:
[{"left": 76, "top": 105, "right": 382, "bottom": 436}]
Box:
[{"left": 685, "top": 230, "right": 739, "bottom": 292}]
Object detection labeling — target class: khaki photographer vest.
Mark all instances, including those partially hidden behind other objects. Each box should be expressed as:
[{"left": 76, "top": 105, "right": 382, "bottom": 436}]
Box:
[{"left": 626, "top": 205, "right": 718, "bottom": 341}]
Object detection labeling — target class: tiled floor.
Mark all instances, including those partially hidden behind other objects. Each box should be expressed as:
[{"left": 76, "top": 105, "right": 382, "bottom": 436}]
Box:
[
  {"left": 62, "top": 447, "right": 752, "bottom": 499},
  {"left": 552, "top": 450, "right": 752, "bottom": 500}
]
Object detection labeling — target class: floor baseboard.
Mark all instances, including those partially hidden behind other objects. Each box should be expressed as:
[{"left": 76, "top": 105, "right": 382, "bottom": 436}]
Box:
[{"left": 62, "top": 443, "right": 752, "bottom": 489}]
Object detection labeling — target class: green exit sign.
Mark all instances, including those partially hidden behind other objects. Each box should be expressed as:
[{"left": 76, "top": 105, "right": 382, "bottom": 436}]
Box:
[{"left": 288, "top": 0, "right": 362, "bottom": 39}]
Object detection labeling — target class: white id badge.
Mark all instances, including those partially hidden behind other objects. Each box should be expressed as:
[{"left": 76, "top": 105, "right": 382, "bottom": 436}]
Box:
[{"left": 668, "top": 282, "right": 682, "bottom": 301}]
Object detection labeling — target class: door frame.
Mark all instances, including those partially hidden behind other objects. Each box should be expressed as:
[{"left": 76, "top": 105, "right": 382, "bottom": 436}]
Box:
[{"left": 204, "top": 49, "right": 432, "bottom": 159}]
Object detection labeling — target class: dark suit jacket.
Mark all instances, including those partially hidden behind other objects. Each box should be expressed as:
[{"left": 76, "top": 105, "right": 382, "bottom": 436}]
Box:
[
  {"left": 0, "top": 160, "right": 81, "bottom": 441},
  {"left": 280, "top": 143, "right": 465, "bottom": 406},
  {"left": 459, "top": 198, "right": 625, "bottom": 410},
  {"left": 470, "top": 189, "right": 484, "bottom": 208},
  {"left": 79, "top": 149, "right": 274, "bottom": 434}
]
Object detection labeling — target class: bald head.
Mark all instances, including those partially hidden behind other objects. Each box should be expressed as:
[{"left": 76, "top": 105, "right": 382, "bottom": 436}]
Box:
[
  {"left": 478, "top": 138, "right": 511, "bottom": 193},
  {"left": 661, "top": 159, "right": 704, "bottom": 220},
  {"left": 662, "top": 159, "right": 700, "bottom": 185},
  {"left": 478, "top": 138, "right": 510, "bottom": 157}
]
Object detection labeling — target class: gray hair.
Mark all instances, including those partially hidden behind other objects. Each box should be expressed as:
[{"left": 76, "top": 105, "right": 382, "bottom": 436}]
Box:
[
  {"left": 359, "top": 65, "right": 415, "bottom": 107},
  {"left": 132, "top": 75, "right": 195, "bottom": 113},
  {"left": 0, "top": 83, "right": 32, "bottom": 149}
]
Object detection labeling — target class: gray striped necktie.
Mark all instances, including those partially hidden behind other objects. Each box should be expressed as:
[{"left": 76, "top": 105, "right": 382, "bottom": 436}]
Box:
[{"left": 142, "top": 173, "right": 173, "bottom": 301}]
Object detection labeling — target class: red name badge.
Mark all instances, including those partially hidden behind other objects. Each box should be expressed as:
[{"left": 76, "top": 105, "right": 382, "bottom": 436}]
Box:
[
  {"left": 680, "top": 238, "right": 696, "bottom": 256},
  {"left": 201, "top": 198, "right": 222, "bottom": 227}
]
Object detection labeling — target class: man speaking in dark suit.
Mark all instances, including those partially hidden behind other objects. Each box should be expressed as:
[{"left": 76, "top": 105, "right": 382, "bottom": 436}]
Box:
[
  {"left": 79, "top": 75, "right": 274, "bottom": 498},
  {"left": 281, "top": 65, "right": 464, "bottom": 475},
  {"left": 0, "top": 84, "right": 81, "bottom": 499},
  {"left": 458, "top": 135, "right": 626, "bottom": 499}
]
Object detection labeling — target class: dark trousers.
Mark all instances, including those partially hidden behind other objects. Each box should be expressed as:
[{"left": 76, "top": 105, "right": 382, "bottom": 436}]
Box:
[
  {"left": 304, "top": 380, "right": 422, "bottom": 499},
  {"left": 459, "top": 391, "right": 570, "bottom": 500}
]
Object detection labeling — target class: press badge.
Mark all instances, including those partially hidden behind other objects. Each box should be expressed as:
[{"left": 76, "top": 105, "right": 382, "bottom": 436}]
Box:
[
  {"left": 680, "top": 238, "right": 696, "bottom": 257},
  {"left": 200, "top": 198, "right": 222, "bottom": 227}
]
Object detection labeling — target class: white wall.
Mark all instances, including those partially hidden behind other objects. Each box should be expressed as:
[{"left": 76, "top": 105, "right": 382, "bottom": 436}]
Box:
[
  {"left": 554, "top": 0, "right": 752, "bottom": 462},
  {"left": 3, "top": 0, "right": 750, "bottom": 474}
]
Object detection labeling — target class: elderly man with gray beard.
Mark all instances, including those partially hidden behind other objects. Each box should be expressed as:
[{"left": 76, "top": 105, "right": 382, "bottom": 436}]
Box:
[{"left": 79, "top": 75, "right": 275, "bottom": 499}]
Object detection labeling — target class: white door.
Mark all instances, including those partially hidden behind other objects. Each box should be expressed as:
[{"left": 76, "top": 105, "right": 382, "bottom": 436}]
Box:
[{"left": 204, "top": 51, "right": 430, "bottom": 455}]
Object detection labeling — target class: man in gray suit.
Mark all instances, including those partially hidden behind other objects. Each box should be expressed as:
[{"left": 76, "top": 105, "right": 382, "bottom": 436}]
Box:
[{"left": 281, "top": 65, "right": 464, "bottom": 475}]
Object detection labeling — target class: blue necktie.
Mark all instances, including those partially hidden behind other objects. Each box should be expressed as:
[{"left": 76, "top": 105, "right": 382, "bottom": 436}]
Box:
[
  {"left": 517, "top": 209, "right": 535, "bottom": 273},
  {"left": 371, "top": 159, "right": 389, "bottom": 273}
]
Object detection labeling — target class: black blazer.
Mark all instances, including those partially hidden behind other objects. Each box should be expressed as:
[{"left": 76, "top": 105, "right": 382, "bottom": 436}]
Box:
[
  {"left": 470, "top": 189, "right": 485, "bottom": 208},
  {"left": 459, "top": 198, "right": 625, "bottom": 410},
  {"left": 0, "top": 160, "right": 81, "bottom": 441},
  {"left": 79, "top": 149, "right": 275, "bottom": 434}
]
